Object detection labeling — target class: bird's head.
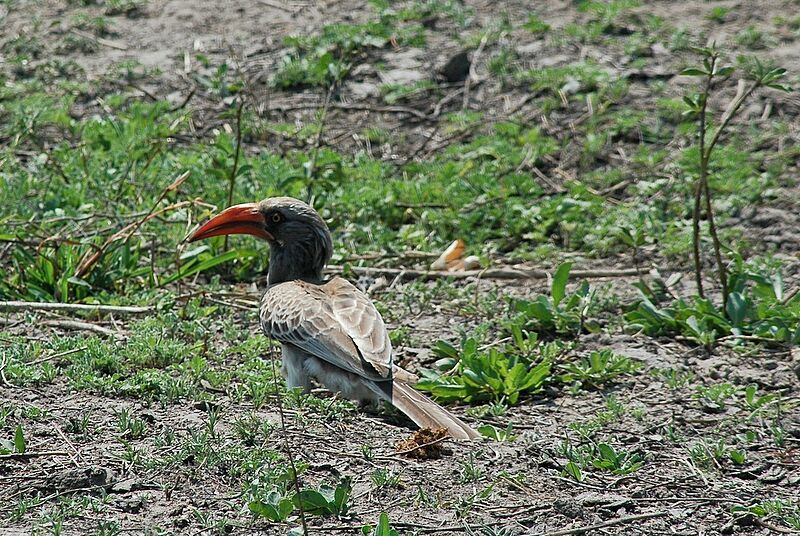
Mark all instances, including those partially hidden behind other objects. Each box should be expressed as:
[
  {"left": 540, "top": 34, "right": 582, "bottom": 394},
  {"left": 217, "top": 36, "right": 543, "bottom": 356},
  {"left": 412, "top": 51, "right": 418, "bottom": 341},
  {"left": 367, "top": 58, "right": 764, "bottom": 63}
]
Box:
[{"left": 188, "top": 197, "right": 333, "bottom": 284}]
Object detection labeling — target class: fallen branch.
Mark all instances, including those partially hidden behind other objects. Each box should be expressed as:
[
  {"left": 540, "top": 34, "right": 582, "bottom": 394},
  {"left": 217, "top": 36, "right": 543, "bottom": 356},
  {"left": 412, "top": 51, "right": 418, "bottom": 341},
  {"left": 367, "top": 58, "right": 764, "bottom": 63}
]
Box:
[
  {"left": 325, "top": 265, "right": 647, "bottom": 281},
  {"left": 0, "top": 302, "right": 150, "bottom": 315},
  {"left": 69, "top": 28, "right": 128, "bottom": 51},
  {"left": 269, "top": 101, "right": 429, "bottom": 119},
  {"left": 28, "top": 346, "right": 87, "bottom": 366},
  {"left": 0, "top": 318, "right": 116, "bottom": 337},
  {"left": 527, "top": 511, "right": 667, "bottom": 536},
  {"left": 0, "top": 450, "right": 70, "bottom": 460}
]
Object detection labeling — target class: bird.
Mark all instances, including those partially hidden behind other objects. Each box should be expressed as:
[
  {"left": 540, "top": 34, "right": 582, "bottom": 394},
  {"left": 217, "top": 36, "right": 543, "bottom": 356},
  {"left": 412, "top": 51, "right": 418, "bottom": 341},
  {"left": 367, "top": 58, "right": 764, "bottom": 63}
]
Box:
[{"left": 188, "top": 197, "right": 479, "bottom": 440}]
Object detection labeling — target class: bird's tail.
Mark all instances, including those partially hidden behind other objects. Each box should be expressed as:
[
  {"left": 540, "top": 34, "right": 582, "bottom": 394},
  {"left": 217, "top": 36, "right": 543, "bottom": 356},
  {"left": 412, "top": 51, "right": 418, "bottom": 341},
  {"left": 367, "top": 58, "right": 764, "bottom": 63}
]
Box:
[{"left": 382, "top": 380, "right": 480, "bottom": 440}]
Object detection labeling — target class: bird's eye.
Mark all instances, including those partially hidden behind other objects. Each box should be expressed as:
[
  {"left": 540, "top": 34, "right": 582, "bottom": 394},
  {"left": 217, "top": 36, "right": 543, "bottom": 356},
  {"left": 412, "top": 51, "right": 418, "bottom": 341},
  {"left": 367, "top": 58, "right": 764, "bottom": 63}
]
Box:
[{"left": 271, "top": 212, "right": 283, "bottom": 224}]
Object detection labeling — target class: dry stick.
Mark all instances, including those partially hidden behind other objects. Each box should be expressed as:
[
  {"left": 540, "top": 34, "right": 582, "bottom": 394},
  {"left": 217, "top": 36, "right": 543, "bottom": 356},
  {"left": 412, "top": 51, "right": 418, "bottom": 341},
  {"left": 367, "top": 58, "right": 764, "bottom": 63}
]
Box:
[
  {"left": 69, "top": 28, "right": 128, "bottom": 51},
  {"left": 703, "top": 78, "right": 758, "bottom": 311},
  {"left": 462, "top": 33, "right": 489, "bottom": 110},
  {"left": 35, "top": 319, "right": 115, "bottom": 337},
  {"left": 73, "top": 173, "right": 191, "bottom": 278},
  {"left": 269, "top": 101, "right": 429, "bottom": 119},
  {"left": 0, "top": 302, "right": 150, "bottom": 315},
  {"left": 304, "top": 84, "right": 335, "bottom": 204},
  {"left": 168, "top": 86, "right": 197, "bottom": 112},
  {"left": 0, "top": 450, "right": 70, "bottom": 459},
  {"left": 527, "top": 511, "right": 668, "bottom": 536},
  {"left": 0, "top": 318, "right": 114, "bottom": 336},
  {"left": 224, "top": 99, "right": 246, "bottom": 251},
  {"left": 692, "top": 59, "right": 715, "bottom": 299},
  {"left": 325, "top": 265, "right": 646, "bottom": 281},
  {"left": 54, "top": 426, "right": 82, "bottom": 468},
  {"left": 28, "top": 346, "right": 87, "bottom": 366},
  {"left": 267, "top": 342, "right": 308, "bottom": 535}
]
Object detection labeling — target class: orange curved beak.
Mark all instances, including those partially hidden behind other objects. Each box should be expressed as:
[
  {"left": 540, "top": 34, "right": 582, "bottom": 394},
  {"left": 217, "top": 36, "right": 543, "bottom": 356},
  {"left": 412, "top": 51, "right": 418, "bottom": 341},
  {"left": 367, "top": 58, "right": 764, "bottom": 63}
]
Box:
[{"left": 188, "top": 203, "right": 273, "bottom": 242}]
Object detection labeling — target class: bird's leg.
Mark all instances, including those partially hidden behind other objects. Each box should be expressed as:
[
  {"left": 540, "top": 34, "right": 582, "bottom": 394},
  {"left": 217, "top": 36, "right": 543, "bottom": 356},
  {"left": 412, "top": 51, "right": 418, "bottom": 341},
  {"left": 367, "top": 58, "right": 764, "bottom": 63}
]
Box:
[{"left": 281, "top": 345, "right": 312, "bottom": 393}]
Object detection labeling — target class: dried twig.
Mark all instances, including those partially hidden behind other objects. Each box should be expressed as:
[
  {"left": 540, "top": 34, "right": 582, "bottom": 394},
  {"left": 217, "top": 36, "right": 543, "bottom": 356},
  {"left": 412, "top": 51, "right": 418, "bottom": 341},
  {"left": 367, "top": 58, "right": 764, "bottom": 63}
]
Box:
[
  {"left": 168, "top": 86, "right": 197, "bottom": 112},
  {"left": 267, "top": 342, "right": 309, "bottom": 535},
  {"left": 28, "top": 346, "right": 87, "bottom": 366},
  {"left": 269, "top": 101, "right": 429, "bottom": 119},
  {"left": 462, "top": 33, "right": 489, "bottom": 110},
  {"left": 0, "top": 301, "right": 153, "bottom": 315},
  {"left": 305, "top": 84, "right": 334, "bottom": 203},
  {"left": 325, "top": 265, "right": 647, "bottom": 281},
  {"left": 224, "top": 99, "right": 246, "bottom": 250},
  {"left": 0, "top": 450, "right": 70, "bottom": 459},
  {"left": 527, "top": 511, "right": 668, "bottom": 536},
  {"left": 69, "top": 28, "right": 128, "bottom": 51},
  {"left": 39, "top": 319, "right": 115, "bottom": 336},
  {"left": 73, "top": 175, "right": 191, "bottom": 278},
  {"left": 0, "top": 302, "right": 150, "bottom": 315}
]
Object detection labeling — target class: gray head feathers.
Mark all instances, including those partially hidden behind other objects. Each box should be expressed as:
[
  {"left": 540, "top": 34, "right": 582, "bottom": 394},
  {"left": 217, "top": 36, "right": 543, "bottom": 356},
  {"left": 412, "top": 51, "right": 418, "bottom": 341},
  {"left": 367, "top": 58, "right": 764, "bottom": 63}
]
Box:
[{"left": 259, "top": 197, "right": 333, "bottom": 285}]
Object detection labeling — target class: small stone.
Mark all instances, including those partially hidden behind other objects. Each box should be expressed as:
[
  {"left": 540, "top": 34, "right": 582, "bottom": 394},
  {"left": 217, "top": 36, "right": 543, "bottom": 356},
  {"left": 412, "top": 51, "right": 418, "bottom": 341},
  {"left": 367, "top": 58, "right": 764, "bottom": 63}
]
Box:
[
  {"left": 111, "top": 478, "right": 137, "bottom": 493},
  {"left": 651, "top": 42, "right": 669, "bottom": 56},
  {"left": 439, "top": 50, "right": 470, "bottom": 82},
  {"left": 561, "top": 77, "right": 581, "bottom": 95},
  {"left": 517, "top": 41, "right": 545, "bottom": 57},
  {"left": 553, "top": 497, "right": 583, "bottom": 519},
  {"left": 347, "top": 81, "right": 380, "bottom": 99},
  {"left": 463, "top": 255, "right": 481, "bottom": 270},
  {"left": 380, "top": 69, "right": 427, "bottom": 85},
  {"left": 193, "top": 400, "right": 218, "bottom": 412},
  {"left": 47, "top": 466, "right": 114, "bottom": 492}
]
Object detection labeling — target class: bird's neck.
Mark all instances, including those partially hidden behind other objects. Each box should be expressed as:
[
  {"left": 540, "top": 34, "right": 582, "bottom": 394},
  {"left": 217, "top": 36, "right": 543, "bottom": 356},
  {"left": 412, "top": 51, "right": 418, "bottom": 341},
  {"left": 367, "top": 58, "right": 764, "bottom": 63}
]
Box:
[{"left": 268, "top": 242, "right": 325, "bottom": 286}]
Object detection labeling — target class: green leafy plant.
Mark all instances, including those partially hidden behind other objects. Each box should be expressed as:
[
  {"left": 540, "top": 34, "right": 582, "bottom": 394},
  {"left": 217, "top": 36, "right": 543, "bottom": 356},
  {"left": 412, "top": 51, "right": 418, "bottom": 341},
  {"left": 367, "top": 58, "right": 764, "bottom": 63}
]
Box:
[
  {"left": 0, "top": 425, "right": 26, "bottom": 455},
  {"left": 477, "top": 424, "right": 517, "bottom": 442},
  {"left": 416, "top": 337, "right": 552, "bottom": 404},
  {"left": 509, "top": 262, "right": 599, "bottom": 337},
  {"left": 362, "top": 512, "right": 400, "bottom": 536},
  {"left": 681, "top": 46, "right": 792, "bottom": 311},
  {"left": 524, "top": 14, "right": 550, "bottom": 34},
  {"left": 731, "top": 500, "right": 800, "bottom": 530},
  {"left": 251, "top": 478, "right": 352, "bottom": 521},
  {"left": 273, "top": 20, "right": 422, "bottom": 88},
  {"left": 590, "top": 442, "right": 644, "bottom": 474},
  {"left": 695, "top": 382, "right": 736, "bottom": 412},
  {"left": 248, "top": 491, "right": 295, "bottom": 523},
  {"left": 626, "top": 260, "right": 800, "bottom": 346},
  {"left": 557, "top": 350, "right": 640, "bottom": 389}
]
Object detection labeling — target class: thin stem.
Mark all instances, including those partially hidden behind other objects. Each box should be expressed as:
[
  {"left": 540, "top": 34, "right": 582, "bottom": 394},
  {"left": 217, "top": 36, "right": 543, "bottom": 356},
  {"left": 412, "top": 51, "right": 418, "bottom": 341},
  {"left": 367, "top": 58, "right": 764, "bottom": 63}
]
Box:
[
  {"left": 692, "top": 60, "right": 715, "bottom": 298},
  {"left": 224, "top": 98, "right": 245, "bottom": 251},
  {"left": 707, "top": 80, "right": 760, "bottom": 157},
  {"left": 268, "top": 341, "right": 308, "bottom": 535},
  {"left": 304, "top": 83, "right": 334, "bottom": 205},
  {"left": 702, "top": 178, "right": 728, "bottom": 308},
  {"left": 701, "top": 79, "right": 760, "bottom": 312}
]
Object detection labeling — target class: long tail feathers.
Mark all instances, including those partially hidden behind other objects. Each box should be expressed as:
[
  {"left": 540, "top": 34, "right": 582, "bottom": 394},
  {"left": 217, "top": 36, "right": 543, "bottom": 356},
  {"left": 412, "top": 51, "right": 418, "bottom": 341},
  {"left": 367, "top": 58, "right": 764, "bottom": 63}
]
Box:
[{"left": 383, "top": 380, "right": 480, "bottom": 440}]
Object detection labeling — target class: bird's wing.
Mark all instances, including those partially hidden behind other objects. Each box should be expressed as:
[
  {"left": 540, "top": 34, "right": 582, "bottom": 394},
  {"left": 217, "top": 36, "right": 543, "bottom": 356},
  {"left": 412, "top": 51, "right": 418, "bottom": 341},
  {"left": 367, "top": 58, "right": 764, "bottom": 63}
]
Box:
[{"left": 260, "top": 277, "right": 393, "bottom": 380}]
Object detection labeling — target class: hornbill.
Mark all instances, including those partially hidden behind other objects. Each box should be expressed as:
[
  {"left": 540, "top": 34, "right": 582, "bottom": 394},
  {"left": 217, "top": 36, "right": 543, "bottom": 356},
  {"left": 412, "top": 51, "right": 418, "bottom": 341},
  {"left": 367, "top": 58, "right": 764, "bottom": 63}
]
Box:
[{"left": 189, "top": 197, "right": 479, "bottom": 440}]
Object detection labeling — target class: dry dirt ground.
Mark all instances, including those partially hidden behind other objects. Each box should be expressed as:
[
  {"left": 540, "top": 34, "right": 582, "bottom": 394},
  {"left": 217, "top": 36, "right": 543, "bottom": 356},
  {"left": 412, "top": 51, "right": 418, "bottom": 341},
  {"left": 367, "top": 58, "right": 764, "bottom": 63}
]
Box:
[{"left": 1, "top": 0, "right": 800, "bottom": 535}]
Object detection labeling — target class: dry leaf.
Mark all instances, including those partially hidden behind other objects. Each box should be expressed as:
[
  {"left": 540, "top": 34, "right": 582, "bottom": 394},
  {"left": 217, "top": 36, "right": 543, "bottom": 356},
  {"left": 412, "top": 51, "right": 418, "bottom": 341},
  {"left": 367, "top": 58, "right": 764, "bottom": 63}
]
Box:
[
  {"left": 396, "top": 427, "right": 450, "bottom": 459},
  {"left": 430, "top": 239, "right": 465, "bottom": 271}
]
